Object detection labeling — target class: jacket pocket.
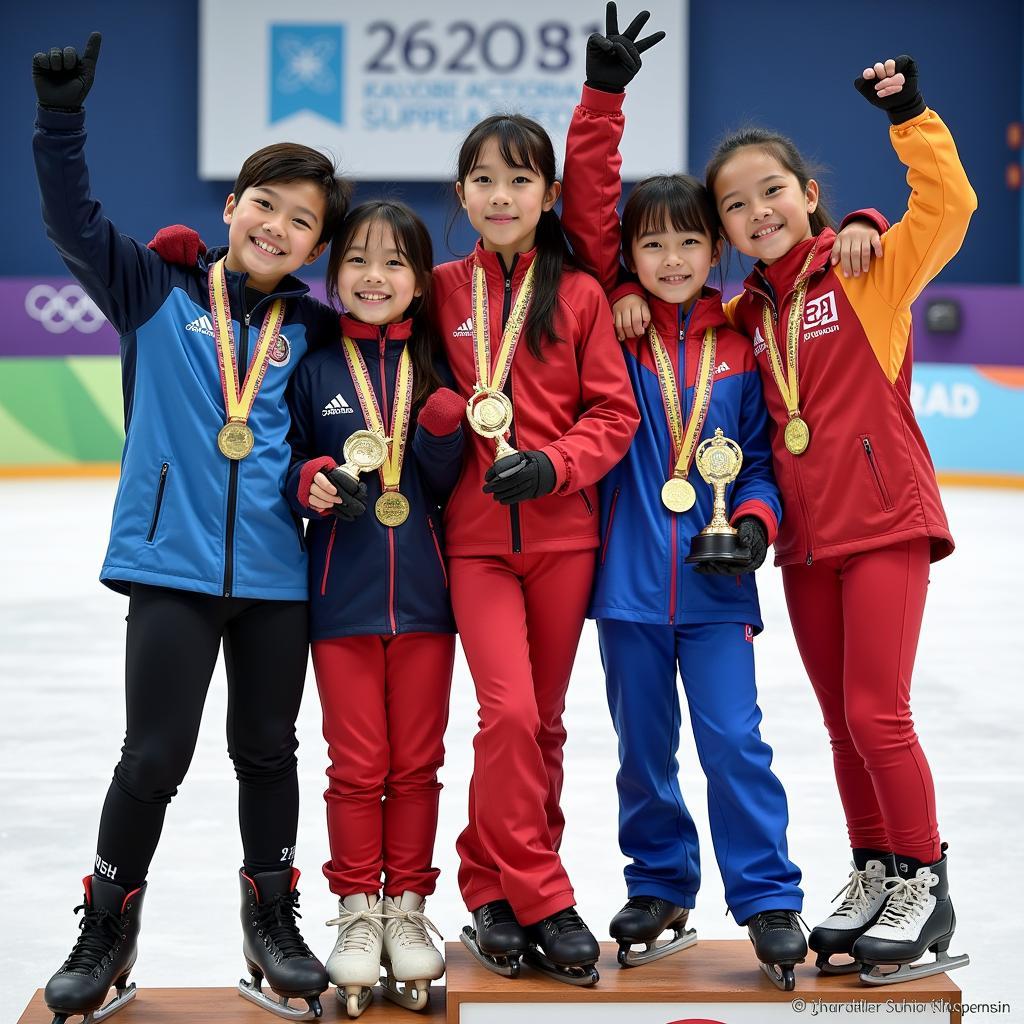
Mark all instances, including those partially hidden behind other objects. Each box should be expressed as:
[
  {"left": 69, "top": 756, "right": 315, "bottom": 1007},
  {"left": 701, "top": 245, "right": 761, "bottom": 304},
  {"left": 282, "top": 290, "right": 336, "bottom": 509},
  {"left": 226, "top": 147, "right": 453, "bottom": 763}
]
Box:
[
  {"left": 427, "top": 515, "right": 448, "bottom": 589},
  {"left": 145, "top": 463, "right": 169, "bottom": 543},
  {"left": 600, "top": 487, "right": 620, "bottom": 566},
  {"left": 859, "top": 436, "right": 895, "bottom": 512},
  {"left": 291, "top": 511, "right": 307, "bottom": 553},
  {"left": 578, "top": 489, "right": 594, "bottom": 516}
]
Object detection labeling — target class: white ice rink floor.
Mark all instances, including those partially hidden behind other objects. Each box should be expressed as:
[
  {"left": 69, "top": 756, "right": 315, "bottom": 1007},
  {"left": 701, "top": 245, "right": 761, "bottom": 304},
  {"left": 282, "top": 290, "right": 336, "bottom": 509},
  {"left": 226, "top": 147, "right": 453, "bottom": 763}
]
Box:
[{"left": 1, "top": 480, "right": 1021, "bottom": 1022}]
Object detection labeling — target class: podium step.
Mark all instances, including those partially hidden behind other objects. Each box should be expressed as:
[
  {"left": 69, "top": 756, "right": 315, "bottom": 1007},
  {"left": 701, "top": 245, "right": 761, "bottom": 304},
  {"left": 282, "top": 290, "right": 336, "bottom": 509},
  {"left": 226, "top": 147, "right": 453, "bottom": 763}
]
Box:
[{"left": 18, "top": 941, "right": 964, "bottom": 1023}]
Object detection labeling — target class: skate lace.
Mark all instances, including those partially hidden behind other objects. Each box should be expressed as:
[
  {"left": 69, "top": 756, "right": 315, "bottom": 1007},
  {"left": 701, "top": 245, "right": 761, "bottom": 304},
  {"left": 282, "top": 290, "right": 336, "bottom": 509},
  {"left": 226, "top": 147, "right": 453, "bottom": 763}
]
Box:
[
  {"left": 546, "top": 908, "right": 588, "bottom": 936},
  {"left": 874, "top": 873, "right": 936, "bottom": 929},
  {"left": 623, "top": 896, "right": 663, "bottom": 915},
  {"left": 62, "top": 903, "right": 123, "bottom": 974},
  {"left": 831, "top": 865, "right": 885, "bottom": 919},
  {"left": 755, "top": 909, "right": 807, "bottom": 934},
  {"left": 326, "top": 901, "right": 386, "bottom": 953},
  {"left": 480, "top": 901, "right": 517, "bottom": 928},
  {"left": 385, "top": 902, "right": 444, "bottom": 950},
  {"left": 256, "top": 889, "right": 315, "bottom": 960}
]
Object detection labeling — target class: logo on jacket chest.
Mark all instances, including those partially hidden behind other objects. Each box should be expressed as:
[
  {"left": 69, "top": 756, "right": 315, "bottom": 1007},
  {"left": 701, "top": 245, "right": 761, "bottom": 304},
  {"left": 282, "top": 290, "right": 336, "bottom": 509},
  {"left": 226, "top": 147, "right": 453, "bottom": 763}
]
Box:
[
  {"left": 452, "top": 317, "right": 474, "bottom": 338},
  {"left": 268, "top": 335, "right": 292, "bottom": 366},
  {"left": 322, "top": 393, "right": 355, "bottom": 416},
  {"left": 802, "top": 290, "right": 840, "bottom": 340}
]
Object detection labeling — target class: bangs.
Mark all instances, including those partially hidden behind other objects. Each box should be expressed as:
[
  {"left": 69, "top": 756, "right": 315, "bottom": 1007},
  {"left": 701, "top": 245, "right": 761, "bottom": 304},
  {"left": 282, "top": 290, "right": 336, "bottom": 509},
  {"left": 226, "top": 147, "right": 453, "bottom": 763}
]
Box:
[
  {"left": 459, "top": 115, "right": 549, "bottom": 180},
  {"left": 628, "top": 176, "right": 717, "bottom": 242}
]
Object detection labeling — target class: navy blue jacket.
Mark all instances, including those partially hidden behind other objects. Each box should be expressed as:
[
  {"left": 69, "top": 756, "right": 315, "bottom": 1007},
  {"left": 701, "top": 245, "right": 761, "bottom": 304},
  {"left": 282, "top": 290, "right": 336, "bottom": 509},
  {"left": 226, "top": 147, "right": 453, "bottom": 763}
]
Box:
[
  {"left": 33, "top": 106, "right": 337, "bottom": 600},
  {"left": 286, "top": 316, "right": 463, "bottom": 640}
]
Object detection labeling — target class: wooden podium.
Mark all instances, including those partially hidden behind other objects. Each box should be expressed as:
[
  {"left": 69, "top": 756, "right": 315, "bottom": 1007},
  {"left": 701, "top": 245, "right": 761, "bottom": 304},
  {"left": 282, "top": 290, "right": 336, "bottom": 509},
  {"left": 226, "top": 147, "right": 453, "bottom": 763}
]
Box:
[{"left": 18, "top": 940, "right": 964, "bottom": 1024}]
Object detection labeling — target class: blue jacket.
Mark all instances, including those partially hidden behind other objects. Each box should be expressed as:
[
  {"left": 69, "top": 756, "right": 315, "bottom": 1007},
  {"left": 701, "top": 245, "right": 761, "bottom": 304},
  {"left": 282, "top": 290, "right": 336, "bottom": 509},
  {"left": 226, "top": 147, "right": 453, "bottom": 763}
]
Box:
[
  {"left": 285, "top": 315, "right": 463, "bottom": 640},
  {"left": 590, "top": 291, "right": 782, "bottom": 631},
  {"left": 33, "top": 106, "right": 337, "bottom": 600}
]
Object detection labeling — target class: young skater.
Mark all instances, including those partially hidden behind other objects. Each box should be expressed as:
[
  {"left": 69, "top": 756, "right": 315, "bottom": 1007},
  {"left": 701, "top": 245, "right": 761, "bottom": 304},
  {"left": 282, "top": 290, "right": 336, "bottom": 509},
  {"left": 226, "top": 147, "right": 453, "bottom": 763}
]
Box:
[
  {"left": 431, "top": 113, "right": 640, "bottom": 986},
  {"left": 32, "top": 34, "right": 348, "bottom": 1021},
  {"left": 701, "top": 56, "right": 976, "bottom": 984},
  {"left": 561, "top": 7, "right": 806, "bottom": 991},
  {"left": 285, "top": 200, "right": 464, "bottom": 1017}
]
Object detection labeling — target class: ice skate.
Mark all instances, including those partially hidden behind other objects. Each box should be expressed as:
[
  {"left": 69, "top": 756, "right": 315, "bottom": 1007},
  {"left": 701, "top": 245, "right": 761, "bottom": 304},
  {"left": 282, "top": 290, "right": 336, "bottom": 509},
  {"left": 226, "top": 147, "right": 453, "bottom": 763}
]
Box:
[
  {"left": 523, "top": 906, "right": 600, "bottom": 987},
  {"left": 854, "top": 848, "right": 970, "bottom": 985},
  {"left": 610, "top": 895, "right": 696, "bottom": 967},
  {"left": 460, "top": 899, "right": 526, "bottom": 978},
  {"left": 325, "top": 893, "right": 385, "bottom": 1018},
  {"left": 238, "top": 868, "right": 327, "bottom": 1020},
  {"left": 380, "top": 892, "right": 444, "bottom": 1011},
  {"left": 745, "top": 909, "right": 807, "bottom": 991},
  {"left": 44, "top": 877, "right": 146, "bottom": 1024},
  {"left": 809, "top": 853, "right": 895, "bottom": 974}
]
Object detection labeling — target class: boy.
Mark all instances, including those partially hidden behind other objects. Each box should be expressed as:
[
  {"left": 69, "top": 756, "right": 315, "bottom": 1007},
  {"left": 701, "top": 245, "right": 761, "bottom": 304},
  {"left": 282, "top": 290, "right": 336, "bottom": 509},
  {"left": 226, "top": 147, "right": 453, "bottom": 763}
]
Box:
[{"left": 33, "top": 32, "right": 348, "bottom": 1022}]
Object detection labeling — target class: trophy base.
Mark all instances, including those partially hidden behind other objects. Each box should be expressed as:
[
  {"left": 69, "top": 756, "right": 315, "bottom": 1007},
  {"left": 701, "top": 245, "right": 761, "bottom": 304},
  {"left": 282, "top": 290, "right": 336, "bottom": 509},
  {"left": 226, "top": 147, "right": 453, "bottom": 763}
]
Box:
[{"left": 685, "top": 531, "right": 746, "bottom": 564}]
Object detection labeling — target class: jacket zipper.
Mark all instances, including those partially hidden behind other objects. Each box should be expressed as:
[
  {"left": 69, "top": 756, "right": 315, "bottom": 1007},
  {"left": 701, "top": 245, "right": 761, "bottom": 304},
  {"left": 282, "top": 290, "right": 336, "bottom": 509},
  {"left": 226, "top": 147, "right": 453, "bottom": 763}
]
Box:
[
  {"left": 320, "top": 521, "right": 337, "bottom": 596},
  {"left": 499, "top": 256, "right": 522, "bottom": 554},
  {"left": 379, "top": 328, "right": 398, "bottom": 634},
  {"left": 146, "top": 463, "right": 169, "bottom": 543},
  {"left": 600, "top": 487, "right": 620, "bottom": 565},
  {"left": 427, "top": 516, "right": 448, "bottom": 588},
  {"left": 223, "top": 298, "right": 249, "bottom": 597},
  {"left": 861, "top": 437, "right": 894, "bottom": 511},
  {"left": 579, "top": 490, "right": 594, "bottom": 516}
]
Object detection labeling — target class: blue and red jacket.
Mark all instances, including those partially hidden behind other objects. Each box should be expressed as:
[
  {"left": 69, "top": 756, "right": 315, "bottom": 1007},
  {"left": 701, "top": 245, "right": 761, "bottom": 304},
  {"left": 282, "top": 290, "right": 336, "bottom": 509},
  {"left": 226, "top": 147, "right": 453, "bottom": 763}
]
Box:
[
  {"left": 33, "top": 106, "right": 336, "bottom": 600},
  {"left": 286, "top": 315, "right": 462, "bottom": 640}
]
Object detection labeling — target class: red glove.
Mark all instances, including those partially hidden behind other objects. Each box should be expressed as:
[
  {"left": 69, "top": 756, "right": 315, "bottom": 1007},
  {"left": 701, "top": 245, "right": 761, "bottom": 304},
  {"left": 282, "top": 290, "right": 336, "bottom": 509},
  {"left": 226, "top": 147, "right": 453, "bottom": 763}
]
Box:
[
  {"left": 417, "top": 387, "right": 465, "bottom": 436},
  {"left": 148, "top": 224, "right": 207, "bottom": 266}
]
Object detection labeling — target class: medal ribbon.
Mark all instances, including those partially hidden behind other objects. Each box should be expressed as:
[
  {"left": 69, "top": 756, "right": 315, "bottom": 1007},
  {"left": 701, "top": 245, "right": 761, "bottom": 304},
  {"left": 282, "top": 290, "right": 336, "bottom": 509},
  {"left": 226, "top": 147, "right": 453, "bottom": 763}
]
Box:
[
  {"left": 759, "top": 247, "right": 817, "bottom": 421},
  {"left": 472, "top": 258, "right": 537, "bottom": 393},
  {"left": 208, "top": 258, "right": 286, "bottom": 426},
  {"left": 648, "top": 325, "right": 717, "bottom": 480},
  {"left": 342, "top": 336, "right": 413, "bottom": 490}
]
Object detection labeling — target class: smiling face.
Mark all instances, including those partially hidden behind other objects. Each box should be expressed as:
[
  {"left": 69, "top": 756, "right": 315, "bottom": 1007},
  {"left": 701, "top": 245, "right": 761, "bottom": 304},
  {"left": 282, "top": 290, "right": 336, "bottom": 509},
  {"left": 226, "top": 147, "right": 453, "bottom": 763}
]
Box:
[
  {"left": 334, "top": 219, "right": 421, "bottom": 326},
  {"left": 630, "top": 226, "right": 720, "bottom": 308},
  {"left": 223, "top": 179, "right": 328, "bottom": 291},
  {"left": 455, "top": 136, "right": 560, "bottom": 265},
  {"left": 713, "top": 147, "right": 819, "bottom": 264}
]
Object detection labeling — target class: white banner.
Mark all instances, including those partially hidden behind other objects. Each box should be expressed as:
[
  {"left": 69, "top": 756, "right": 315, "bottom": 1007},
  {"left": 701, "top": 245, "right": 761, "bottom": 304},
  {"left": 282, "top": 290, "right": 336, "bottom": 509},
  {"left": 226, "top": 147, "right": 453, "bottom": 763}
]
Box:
[{"left": 199, "top": 0, "right": 686, "bottom": 180}]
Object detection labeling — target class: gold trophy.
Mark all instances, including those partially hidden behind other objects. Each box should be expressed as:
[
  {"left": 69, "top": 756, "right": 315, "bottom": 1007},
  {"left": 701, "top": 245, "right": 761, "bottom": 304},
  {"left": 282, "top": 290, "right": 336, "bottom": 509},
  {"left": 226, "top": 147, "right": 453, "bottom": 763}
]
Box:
[
  {"left": 334, "top": 429, "right": 389, "bottom": 480},
  {"left": 466, "top": 387, "right": 518, "bottom": 462},
  {"left": 684, "top": 428, "right": 747, "bottom": 565}
]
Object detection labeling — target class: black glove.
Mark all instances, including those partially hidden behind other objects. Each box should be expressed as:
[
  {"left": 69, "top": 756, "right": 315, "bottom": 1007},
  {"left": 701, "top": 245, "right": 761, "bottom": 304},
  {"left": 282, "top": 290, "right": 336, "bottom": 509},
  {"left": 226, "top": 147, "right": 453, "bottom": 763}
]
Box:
[
  {"left": 694, "top": 516, "right": 768, "bottom": 577},
  {"left": 854, "top": 55, "right": 925, "bottom": 125},
  {"left": 482, "top": 451, "right": 556, "bottom": 505},
  {"left": 32, "top": 32, "right": 102, "bottom": 112},
  {"left": 324, "top": 467, "right": 369, "bottom": 523},
  {"left": 585, "top": 2, "right": 666, "bottom": 94}
]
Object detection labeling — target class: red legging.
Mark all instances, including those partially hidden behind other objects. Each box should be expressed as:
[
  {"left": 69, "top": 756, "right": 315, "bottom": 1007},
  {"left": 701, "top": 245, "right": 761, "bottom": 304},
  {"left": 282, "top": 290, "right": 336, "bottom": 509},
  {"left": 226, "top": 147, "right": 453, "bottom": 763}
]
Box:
[
  {"left": 781, "top": 538, "right": 940, "bottom": 862},
  {"left": 449, "top": 549, "right": 594, "bottom": 926},
  {"left": 312, "top": 632, "right": 455, "bottom": 898}
]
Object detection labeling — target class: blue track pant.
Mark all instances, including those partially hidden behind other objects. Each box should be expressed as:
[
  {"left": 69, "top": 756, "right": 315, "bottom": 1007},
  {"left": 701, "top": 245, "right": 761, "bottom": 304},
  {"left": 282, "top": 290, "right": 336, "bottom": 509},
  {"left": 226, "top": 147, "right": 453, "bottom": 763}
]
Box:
[{"left": 597, "top": 618, "right": 803, "bottom": 923}]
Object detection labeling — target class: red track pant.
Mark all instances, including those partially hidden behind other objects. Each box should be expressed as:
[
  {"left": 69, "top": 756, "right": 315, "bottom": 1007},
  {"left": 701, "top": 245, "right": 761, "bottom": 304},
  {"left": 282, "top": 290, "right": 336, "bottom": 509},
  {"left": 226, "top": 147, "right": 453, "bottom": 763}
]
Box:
[
  {"left": 312, "top": 632, "right": 455, "bottom": 897},
  {"left": 781, "top": 538, "right": 941, "bottom": 862},
  {"left": 450, "top": 550, "right": 594, "bottom": 926}
]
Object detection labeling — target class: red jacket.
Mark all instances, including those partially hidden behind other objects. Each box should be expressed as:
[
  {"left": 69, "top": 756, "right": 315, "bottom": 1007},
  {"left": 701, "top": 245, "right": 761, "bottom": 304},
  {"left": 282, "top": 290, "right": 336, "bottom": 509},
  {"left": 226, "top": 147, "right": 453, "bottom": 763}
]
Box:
[
  {"left": 431, "top": 242, "right": 640, "bottom": 556},
  {"left": 725, "top": 109, "right": 977, "bottom": 566}
]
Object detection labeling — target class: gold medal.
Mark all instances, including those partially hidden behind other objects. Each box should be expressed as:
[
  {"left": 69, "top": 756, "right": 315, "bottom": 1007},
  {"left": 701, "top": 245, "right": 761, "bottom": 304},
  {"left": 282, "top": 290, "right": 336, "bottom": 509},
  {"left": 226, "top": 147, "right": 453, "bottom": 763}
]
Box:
[
  {"left": 784, "top": 415, "right": 810, "bottom": 455},
  {"left": 336, "top": 429, "right": 389, "bottom": 479},
  {"left": 661, "top": 476, "right": 697, "bottom": 513},
  {"left": 217, "top": 420, "right": 254, "bottom": 460},
  {"left": 375, "top": 490, "right": 410, "bottom": 527}
]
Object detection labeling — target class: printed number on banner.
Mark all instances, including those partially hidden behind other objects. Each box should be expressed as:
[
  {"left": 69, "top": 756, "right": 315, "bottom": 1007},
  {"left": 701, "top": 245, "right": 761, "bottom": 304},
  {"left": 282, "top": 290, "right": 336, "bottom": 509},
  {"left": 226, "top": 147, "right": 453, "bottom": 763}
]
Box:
[{"left": 365, "top": 20, "right": 601, "bottom": 75}]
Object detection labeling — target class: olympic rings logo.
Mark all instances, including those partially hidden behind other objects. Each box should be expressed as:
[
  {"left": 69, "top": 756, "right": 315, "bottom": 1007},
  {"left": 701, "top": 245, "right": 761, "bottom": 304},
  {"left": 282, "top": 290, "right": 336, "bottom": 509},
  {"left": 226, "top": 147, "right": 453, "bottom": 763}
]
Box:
[{"left": 25, "top": 284, "right": 107, "bottom": 334}]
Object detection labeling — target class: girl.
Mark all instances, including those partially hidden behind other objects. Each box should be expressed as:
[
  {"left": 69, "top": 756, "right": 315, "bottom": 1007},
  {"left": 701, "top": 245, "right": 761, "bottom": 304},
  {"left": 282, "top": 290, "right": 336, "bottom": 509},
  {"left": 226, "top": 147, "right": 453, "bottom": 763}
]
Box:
[
  {"left": 286, "top": 201, "right": 465, "bottom": 1018},
  {"left": 561, "top": 7, "right": 806, "bottom": 992},
  {"left": 432, "top": 113, "right": 640, "bottom": 986},
  {"left": 702, "top": 56, "right": 977, "bottom": 984}
]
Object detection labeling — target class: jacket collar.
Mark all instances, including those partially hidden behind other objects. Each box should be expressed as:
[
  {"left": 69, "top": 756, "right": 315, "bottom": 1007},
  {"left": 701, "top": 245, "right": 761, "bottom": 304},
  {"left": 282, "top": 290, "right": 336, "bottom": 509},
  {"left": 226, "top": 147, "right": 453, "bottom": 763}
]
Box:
[
  {"left": 647, "top": 286, "right": 728, "bottom": 342},
  {"left": 471, "top": 239, "right": 538, "bottom": 291},
  {"left": 200, "top": 245, "right": 311, "bottom": 304},
  {"left": 339, "top": 313, "right": 413, "bottom": 342},
  {"left": 744, "top": 227, "right": 837, "bottom": 303}
]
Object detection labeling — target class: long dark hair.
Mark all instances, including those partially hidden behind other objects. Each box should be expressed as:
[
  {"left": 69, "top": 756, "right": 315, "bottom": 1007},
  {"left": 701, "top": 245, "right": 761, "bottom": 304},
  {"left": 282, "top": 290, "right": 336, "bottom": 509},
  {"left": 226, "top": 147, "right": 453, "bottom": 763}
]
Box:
[
  {"left": 705, "top": 127, "right": 835, "bottom": 240},
  {"left": 453, "top": 114, "right": 579, "bottom": 360},
  {"left": 326, "top": 200, "right": 443, "bottom": 406}
]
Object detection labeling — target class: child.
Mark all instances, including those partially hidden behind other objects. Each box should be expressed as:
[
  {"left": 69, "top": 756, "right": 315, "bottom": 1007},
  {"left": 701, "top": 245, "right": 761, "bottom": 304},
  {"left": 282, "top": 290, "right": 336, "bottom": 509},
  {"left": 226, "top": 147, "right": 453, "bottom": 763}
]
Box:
[
  {"left": 702, "top": 56, "right": 977, "bottom": 984},
  {"left": 561, "top": 6, "right": 806, "bottom": 991},
  {"left": 285, "top": 200, "right": 464, "bottom": 1018},
  {"left": 432, "top": 112, "right": 640, "bottom": 986},
  {"left": 32, "top": 34, "right": 347, "bottom": 1021}
]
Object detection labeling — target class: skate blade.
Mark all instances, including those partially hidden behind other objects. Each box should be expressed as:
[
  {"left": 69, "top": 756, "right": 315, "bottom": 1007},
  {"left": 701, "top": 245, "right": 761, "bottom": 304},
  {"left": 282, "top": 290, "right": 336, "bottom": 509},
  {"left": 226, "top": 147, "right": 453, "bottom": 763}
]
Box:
[
  {"left": 460, "top": 928, "right": 522, "bottom": 979},
  {"left": 815, "top": 951, "right": 863, "bottom": 975},
  {"left": 523, "top": 949, "right": 600, "bottom": 988},
  {"left": 238, "top": 978, "right": 324, "bottom": 1020},
  {"left": 74, "top": 984, "right": 137, "bottom": 1024},
  {"left": 335, "top": 984, "right": 373, "bottom": 1018},
  {"left": 860, "top": 950, "right": 970, "bottom": 986},
  {"left": 380, "top": 978, "right": 431, "bottom": 1012},
  {"left": 759, "top": 960, "right": 797, "bottom": 992},
  {"left": 618, "top": 927, "right": 698, "bottom": 968}
]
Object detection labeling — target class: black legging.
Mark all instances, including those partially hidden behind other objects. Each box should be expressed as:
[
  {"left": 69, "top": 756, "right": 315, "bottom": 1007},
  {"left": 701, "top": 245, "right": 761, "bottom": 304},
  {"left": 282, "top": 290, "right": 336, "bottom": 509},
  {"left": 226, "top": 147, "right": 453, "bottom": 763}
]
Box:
[{"left": 94, "top": 584, "right": 309, "bottom": 887}]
